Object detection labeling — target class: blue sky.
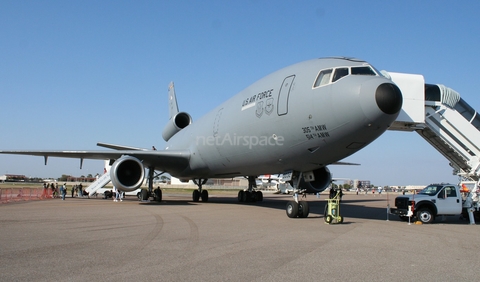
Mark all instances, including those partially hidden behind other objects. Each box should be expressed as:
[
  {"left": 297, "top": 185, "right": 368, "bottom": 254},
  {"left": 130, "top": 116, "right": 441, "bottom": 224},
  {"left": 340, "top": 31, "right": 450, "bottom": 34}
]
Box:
[{"left": 1, "top": 0, "right": 479, "bottom": 186}]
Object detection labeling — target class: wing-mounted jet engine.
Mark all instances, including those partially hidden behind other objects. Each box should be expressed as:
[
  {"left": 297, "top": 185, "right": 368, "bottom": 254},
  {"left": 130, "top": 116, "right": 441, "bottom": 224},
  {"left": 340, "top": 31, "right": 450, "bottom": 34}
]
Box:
[
  {"left": 301, "top": 167, "right": 332, "bottom": 193},
  {"left": 110, "top": 155, "right": 145, "bottom": 192}
]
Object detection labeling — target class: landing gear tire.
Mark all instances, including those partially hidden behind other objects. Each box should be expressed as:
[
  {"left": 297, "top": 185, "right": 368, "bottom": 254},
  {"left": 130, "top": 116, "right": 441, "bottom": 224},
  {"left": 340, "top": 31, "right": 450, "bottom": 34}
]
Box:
[
  {"left": 192, "top": 190, "right": 200, "bottom": 202},
  {"left": 298, "top": 201, "right": 309, "bottom": 218},
  {"left": 154, "top": 188, "right": 162, "bottom": 202},
  {"left": 140, "top": 189, "right": 149, "bottom": 201},
  {"left": 255, "top": 191, "right": 263, "bottom": 202},
  {"left": 201, "top": 190, "right": 209, "bottom": 202},
  {"left": 238, "top": 190, "right": 249, "bottom": 202},
  {"left": 286, "top": 201, "right": 299, "bottom": 218},
  {"left": 238, "top": 190, "right": 245, "bottom": 202}
]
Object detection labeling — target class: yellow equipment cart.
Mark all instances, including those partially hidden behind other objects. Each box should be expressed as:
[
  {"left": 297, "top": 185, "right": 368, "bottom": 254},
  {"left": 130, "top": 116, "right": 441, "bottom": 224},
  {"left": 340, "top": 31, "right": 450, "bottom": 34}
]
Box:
[{"left": 324, "top": 192, "right": 343, "bottom": 224}]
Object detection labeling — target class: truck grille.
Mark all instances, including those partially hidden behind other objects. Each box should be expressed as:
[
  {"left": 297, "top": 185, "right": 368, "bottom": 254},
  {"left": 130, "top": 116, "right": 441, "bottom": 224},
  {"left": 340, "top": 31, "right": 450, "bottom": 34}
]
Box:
[{"left": 395, "top": 197, "right": 410, "bottom": 209}]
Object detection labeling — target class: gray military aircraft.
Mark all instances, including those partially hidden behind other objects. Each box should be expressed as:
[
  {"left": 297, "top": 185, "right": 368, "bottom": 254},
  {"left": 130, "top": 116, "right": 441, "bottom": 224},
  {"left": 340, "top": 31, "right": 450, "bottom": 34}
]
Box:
[{"left": 0, "top": 57, "right": 402, "bottom": 218}]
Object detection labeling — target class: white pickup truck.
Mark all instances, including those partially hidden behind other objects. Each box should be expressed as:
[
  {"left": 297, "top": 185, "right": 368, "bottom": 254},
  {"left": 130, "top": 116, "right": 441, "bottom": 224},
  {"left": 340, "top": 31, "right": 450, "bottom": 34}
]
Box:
[{"left": 390, "top": 183, "right": 480, "bottom": 223}]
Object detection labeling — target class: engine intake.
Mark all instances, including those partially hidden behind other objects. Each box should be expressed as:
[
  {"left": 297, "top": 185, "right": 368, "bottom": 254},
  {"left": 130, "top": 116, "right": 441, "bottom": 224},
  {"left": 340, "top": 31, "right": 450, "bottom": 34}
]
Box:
[
  {"left": 110, "top": 156, "right": 145, "bottom": 192},
  {"left": 301, "top": 167, "right": 332, "bottom": 193},
  {"left": 162, "top": 112, "right": 192, "bottom": 141}
]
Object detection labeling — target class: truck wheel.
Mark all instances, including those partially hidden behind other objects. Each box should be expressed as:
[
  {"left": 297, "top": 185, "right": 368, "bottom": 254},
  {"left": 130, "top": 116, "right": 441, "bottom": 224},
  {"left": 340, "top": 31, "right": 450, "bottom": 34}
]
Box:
[{"left": 417, "top": 208, "right": 434, "bottom": 223}]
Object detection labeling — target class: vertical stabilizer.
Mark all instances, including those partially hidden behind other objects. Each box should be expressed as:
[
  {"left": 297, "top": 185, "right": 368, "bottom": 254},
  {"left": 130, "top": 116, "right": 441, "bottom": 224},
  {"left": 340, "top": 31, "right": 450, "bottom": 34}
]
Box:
[
  {"left": 162, "top": 82, "right": 193, "bottom": 141},
  {"left": 168, "top": 82, "right": 179, "bottom": 119}
]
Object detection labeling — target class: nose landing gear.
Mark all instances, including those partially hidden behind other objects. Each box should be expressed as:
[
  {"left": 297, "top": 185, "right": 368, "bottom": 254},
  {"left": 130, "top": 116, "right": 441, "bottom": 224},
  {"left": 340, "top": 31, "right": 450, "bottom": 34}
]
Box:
[{"left": 285, "top": 171, "right": 310, "bottom": 218}]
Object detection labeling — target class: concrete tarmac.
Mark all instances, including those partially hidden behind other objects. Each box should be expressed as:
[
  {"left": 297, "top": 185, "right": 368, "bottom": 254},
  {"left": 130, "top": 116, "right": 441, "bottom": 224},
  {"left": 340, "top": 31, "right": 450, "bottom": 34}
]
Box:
[{"left": 0, "top": 191, "right": 478, "bottom": 282}]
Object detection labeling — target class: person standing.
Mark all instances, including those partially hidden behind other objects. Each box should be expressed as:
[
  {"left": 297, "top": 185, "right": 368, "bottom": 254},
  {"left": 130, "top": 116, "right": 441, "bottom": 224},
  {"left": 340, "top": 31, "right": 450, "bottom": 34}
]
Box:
[
  {"left": 42, "top": 182, "right": 48, "bottom": 198},
  {"left": 78, "top": 183, "right": 83, "bottom": 197},
  {"left": 50, "top": 183, "right": 55, "bottom": 198},
  {"left": 61, "top": 183, "right": 66, "bottom": 200},
  {"left": 329, "top": 187, "right": 335, "bottom": 199},
  {"left": 112, "top": 186, "right": 118, "bottom": 202}
]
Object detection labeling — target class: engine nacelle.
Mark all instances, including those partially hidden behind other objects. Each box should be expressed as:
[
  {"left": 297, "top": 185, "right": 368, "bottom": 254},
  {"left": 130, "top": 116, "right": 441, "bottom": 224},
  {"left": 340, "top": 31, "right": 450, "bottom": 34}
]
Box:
[
  {"left": 301, "top": 167, "right": 332, "bottom": 193},
  {"left": 110, "top": 156, "right": 145, "bottom": 192},
  {"left": 162, "top": 112, "right": 192, "bottom": 141}
]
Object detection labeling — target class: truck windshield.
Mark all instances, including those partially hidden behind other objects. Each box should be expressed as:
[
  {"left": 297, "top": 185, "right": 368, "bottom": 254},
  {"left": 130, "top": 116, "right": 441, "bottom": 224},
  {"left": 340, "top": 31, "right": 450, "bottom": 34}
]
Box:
[{"left": 418, "top": 185, "right": 442, "bottom": 196}]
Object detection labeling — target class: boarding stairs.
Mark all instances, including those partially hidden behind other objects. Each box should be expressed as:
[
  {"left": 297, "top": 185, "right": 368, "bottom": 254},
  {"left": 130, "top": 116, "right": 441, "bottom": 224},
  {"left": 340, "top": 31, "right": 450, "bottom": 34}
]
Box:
[
  {"left": 86, "top": 173, "right": 111, "bottom": 196},
  {"left": 388, "top": 72, "right": 480, "bottom": 181}
]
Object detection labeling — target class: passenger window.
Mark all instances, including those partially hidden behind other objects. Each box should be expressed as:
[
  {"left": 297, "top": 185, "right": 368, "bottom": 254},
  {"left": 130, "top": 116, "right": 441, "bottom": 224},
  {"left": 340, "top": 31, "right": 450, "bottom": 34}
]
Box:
[
  {"left": 332, "top": 68, "right": 349, "bottom": 82},
  {"left": 351, "top": 66, "right": 376, "bottom": 75},
  {"left": 313, "top": 69, "right": 333, "bottom": 88}
]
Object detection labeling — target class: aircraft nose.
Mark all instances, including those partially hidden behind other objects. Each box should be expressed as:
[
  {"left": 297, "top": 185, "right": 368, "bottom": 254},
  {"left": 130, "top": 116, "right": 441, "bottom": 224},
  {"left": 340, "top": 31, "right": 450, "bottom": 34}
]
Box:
[{"left": 375, "top": 83, "right": 403, "bottom": 115}]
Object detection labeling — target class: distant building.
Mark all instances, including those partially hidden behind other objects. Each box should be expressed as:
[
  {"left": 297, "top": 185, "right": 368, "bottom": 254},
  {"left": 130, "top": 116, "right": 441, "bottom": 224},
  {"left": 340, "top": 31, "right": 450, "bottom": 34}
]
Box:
[
  {"left": 66, "top": 175, "right": 97, "bottom": 182},
  {"left": 350, "top": 180, "right": 371, "bottom": 189}
]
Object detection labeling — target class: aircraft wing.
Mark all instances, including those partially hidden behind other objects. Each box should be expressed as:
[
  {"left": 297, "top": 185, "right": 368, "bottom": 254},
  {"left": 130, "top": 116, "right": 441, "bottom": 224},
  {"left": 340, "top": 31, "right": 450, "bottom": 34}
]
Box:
[{"left": 0, "top": 149, "right": 191, "bottom": 173}]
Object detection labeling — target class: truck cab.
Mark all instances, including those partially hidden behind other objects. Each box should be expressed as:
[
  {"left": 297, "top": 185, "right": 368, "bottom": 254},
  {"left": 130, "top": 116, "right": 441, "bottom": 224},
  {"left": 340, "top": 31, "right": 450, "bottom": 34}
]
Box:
[{"left": 391, "top": 183, "right": 462, "bottom": 223}]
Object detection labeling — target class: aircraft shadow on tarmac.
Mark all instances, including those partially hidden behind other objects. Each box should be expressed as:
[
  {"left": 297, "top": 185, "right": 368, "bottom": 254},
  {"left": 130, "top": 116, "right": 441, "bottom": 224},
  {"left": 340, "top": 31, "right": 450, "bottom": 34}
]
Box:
[
  {"left": 132, "top": 193, "right": 395, "bottom": 222},
  {"left": 49, "top": 194, "right": 472, "bottom": 224}
]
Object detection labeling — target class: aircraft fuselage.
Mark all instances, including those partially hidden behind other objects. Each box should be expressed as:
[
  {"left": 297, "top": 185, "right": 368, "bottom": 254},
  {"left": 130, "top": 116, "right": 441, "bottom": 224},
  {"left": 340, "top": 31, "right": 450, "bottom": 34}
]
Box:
[{"left": 166, "top": 57, "right": 402, "bottom": 178}]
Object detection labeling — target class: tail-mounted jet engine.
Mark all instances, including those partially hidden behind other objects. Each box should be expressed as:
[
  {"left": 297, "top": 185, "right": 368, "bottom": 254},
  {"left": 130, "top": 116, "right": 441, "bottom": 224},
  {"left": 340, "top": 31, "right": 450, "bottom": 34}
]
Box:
[
  {"left": 301, "top": 167, "right": 332, "bottom": 193},
  {"left": 110, "top": 156, "right": 145, "bottom": 192},
  {"left": 162, "top": 112, "right": 192, "bottom": 141}
]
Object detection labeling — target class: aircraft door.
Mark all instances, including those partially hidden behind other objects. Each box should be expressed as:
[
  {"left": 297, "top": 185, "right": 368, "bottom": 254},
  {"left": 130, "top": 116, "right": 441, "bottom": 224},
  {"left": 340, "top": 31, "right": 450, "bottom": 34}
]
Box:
[{"left": 277, "top": 75, "right": 295, "bottom": 116}]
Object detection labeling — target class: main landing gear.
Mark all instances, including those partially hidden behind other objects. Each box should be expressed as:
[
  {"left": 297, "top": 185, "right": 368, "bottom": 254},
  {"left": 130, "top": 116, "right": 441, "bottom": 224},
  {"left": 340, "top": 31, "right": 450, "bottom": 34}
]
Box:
[
  {"left": 139, "top": 167, "right": 163, "bottom": 202},
  {"left": 192, "top": 179, "right": 209, "bottom": 202},
  {"left": 238, "top": 176, "right": 263, "bottom": 202},
  {"left": 285, "top": 172, "right": 309, "bottom": 218}
]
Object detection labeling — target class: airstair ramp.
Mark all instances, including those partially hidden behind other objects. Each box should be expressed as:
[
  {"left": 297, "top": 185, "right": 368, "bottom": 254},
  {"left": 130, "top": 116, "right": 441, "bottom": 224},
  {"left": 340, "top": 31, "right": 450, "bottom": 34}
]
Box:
[
  {"left": 387, "top": 72, "right": 480, "bottom": 181},
  {"left": 86, "top": 173, "right": 111, "bottom": 196}
]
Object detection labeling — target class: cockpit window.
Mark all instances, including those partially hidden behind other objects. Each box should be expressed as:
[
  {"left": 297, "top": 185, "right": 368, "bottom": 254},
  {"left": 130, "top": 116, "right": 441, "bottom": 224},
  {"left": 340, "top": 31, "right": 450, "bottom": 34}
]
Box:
[
  {"left": 332, "top": 68, "right": 349, "bottom": 82},
  {"left": 313, "top": 65, "right": 378, "bottom": 89},
  {"left": 351, "top": 66, "right": 376, "bottom": 75},
  {"left": 313, "top": 69, "right": 332, "bottom": 87}
]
